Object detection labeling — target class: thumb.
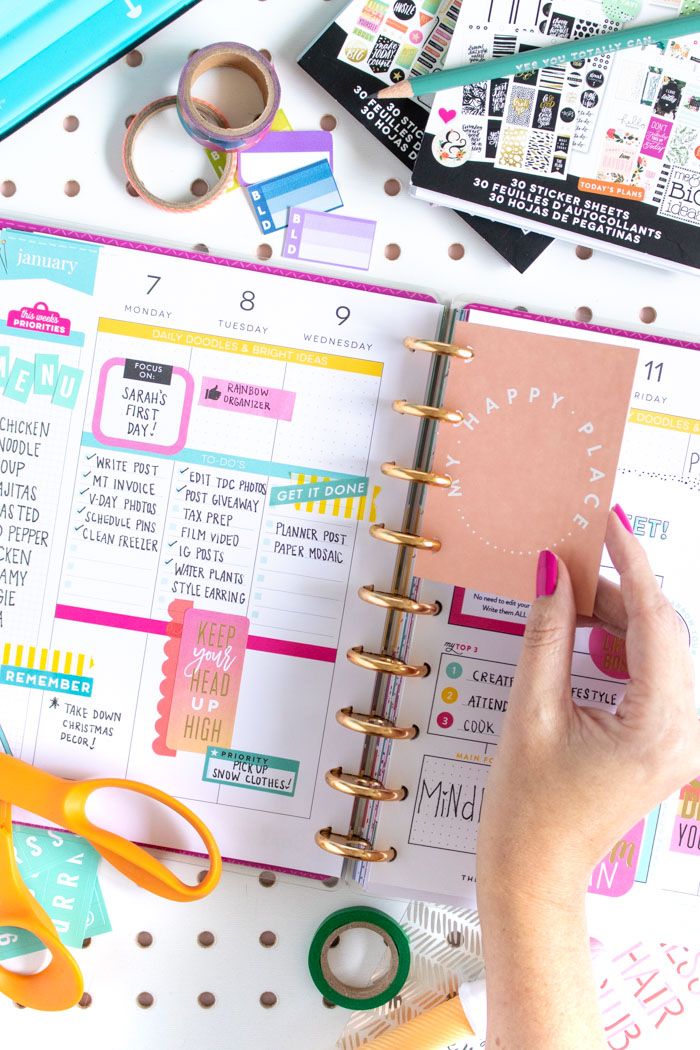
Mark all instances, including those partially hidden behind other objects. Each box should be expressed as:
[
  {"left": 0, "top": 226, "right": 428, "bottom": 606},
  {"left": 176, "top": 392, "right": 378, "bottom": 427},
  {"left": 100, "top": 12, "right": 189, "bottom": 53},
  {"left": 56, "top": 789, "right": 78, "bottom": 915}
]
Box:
[{"left": 513, "top": 550, "right": 577, "bottom": 715}]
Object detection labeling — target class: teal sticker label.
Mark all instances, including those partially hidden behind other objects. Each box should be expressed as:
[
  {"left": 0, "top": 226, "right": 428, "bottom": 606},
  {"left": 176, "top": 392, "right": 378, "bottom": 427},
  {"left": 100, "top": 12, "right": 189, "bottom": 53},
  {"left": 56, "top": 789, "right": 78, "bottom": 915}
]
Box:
[
  {"left": 270, "top": 475, "right": 368, "bottom": 506},
  {"left": 51, "top": 364, "right": 84, "bottom": 408},
  {"left": 84, "top": 882, "right": 112, "bottom": 938},
  {"left": 2, "top": 229, "right": 100, "bottom": 294},
  {"left": 3, "top": 357, "right": 34, "bottom": 402},
  {"left": 34, "top": 352, "right": 60, "bottom": 394},
  {"left": 0, "top": 346, "right": 8, "bottom": 388},
  {"left": 0, "top": 666, "right": 93, "bottom": 695},
  {"left": 203, "top": 747, "right": 299, "bottom": 796}
]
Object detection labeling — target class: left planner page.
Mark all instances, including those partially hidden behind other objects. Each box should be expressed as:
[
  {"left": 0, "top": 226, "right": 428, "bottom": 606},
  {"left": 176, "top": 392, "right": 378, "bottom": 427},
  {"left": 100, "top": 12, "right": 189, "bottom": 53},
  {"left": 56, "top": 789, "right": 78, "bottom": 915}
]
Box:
[{"left": 0, "top": 219, "right": 443, "bottom": 876}]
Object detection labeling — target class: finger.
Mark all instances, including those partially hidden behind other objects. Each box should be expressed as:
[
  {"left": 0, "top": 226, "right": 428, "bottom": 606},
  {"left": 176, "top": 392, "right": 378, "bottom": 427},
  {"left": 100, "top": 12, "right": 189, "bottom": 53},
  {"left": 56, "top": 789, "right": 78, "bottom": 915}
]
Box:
[
  {"left": 576, "top": 576, "right": 628, "bottom": 638},
  {"left": 512, "top": 550, "right": 576, "bottom": 716},
  {"left": 605, "top": 505, "right": 686, "bottom": 696}
]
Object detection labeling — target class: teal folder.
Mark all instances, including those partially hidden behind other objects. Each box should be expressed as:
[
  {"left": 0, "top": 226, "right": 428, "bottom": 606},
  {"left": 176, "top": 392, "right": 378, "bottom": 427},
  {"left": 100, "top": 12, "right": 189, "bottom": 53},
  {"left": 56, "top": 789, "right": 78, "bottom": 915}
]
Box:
[{"left": 0, "top": 0, "right": 201, "bottom": 141}]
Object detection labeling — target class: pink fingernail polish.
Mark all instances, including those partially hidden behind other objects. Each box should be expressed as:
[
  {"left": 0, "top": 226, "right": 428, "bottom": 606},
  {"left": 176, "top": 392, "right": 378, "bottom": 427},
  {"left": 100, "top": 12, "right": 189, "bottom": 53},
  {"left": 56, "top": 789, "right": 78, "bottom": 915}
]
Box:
[
  {"left": 612, "top": 503, "right": 633, "bottom": 533},
  {"left": 536, "top": 550, "right": 558, "bottom": 597}
]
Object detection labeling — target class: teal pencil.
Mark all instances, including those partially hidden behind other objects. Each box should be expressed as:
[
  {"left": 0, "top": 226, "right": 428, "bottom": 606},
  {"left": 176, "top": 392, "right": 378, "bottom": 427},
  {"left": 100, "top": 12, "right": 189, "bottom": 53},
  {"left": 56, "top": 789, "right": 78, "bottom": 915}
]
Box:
[{"left": 376, "top": 11, "right": 700, "bottom": 99}]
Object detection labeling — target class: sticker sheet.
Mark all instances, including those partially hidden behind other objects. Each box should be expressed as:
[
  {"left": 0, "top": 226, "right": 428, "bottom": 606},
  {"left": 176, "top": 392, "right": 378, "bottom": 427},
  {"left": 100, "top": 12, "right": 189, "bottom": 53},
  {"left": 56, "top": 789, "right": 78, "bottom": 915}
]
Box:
[
  {"left": 412, "top": 1, "right": 700, "bottom": 270},
  {"left": 363, "top": 305, "right": 700, "bottom": 931},
  {"left": 337, "top": 0, "right": 462, "bottom": 109},
  {"left": 0, "top": 218, "right": 443, "bottom": 877}
]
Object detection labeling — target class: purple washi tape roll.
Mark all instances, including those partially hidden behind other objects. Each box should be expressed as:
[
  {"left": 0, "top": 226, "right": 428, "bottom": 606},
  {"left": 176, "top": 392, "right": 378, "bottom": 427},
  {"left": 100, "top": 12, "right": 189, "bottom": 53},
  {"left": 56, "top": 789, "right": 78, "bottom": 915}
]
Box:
[{"left": 177, "top": 42, "right": 281, "bottom": 153}]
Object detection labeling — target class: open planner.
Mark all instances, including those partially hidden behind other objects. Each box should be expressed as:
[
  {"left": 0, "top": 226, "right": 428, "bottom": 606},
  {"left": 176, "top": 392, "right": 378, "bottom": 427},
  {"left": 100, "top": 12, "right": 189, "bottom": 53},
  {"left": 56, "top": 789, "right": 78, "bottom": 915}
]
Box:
[{"left": 1, "top": 218, "right": 699, "bottom": 918}]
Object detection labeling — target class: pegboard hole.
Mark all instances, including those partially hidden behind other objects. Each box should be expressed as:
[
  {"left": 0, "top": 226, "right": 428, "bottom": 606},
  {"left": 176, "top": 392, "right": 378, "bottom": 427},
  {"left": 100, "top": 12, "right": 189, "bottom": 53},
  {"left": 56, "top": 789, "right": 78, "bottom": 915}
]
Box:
[
  {"left": 64, "top": 180, "right": 80, "bottom": 197},
  {"left": 197, "top": 868, "right": 209, "bottom": 882},
  {"left": 384, "top": 178, "right": 401, "bottom": 196},
  {"left": 259, "top": 930, "right": 277, "bottom": 947},
  {"left": 13, "top": 1002, "right": 26, "bottom": 1009},
  {"left": 576, "top": 245, "right": 593, "bottom": 260},
  {"left": 63, "top": 115, "right": 79, "bottom": 132},
  {"left": 322, "top": 876, "right": 339, "bottom": 888},
  {"left": 640, "top": 306, "right": 657, "bottom": 324},
  {"left": 197, "top": 931, "right": 215, "bottom": 948},
  {"left": 257, "top": 243, "right": 273, "bottom": 261},
  {"left": 126, "top": 50, "right": 143, "bottom": 68},
  {"left": 125, "top": 181, "right": 139, "bottom": 197},
  {"left": 259, "top": 49, "right": 272, "bottom": 62},
  {"left": 78, "top": 993, "right": 92, "bottom": 1009},
  {"left": 448, "top": 243, "right": 465, "bottom": 260},
  {"left": 81, "top": 938, "right": 92, "bottom": 949},
  {"left": 260, "top": 991, "right": 278, "bottom": 1008},
  {"left": 193, "top": 245, "right": 209, "bottom": 255},
  {"left": 258, "top": 870, "right": 276, "bottom": 888},
  {"left": 190, "top": 178, "right": 209, "bottom": 197},
  {"left": 320, "top": 114, "right": 337, "bottom": 132},
  {"left": 514, "top": 305, "right": 528, "bottom": 312},
  {"left": 136, "top": 992, "right": 154, "bottom": 1009},
  {"left": 1, "top": 180, "right": 16, "bottom": 198},
  {"left": 125, "top": 114, "right": 136, "bottom": 128},
  {"left": 136, "top": 931, "right": 153, "bottom": 948},
  {"left": 198, "top": 992, "right": 216, "bottom": 1009},
  {"left": 189, "top": 49, "right": 199, "bottom": 58},
  {"left": 446, "top": 930, "right": 463, "bottom": 947},
  {"left": 322, "top": 997, "right": 336, "bottom": 1009},
  {"left": 384, "top": 243, "right": 401, "bottom": 261},
  {"left": 575, "top": 306, "right": 593, "bottom": 323}
]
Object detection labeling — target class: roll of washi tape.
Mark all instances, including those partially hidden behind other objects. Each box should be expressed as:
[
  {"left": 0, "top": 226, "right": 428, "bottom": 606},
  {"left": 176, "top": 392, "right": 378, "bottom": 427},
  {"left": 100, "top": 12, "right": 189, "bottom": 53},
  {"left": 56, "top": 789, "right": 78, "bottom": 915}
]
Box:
[
  {"left": 308, "top": 907, "right": 411, "bottom": 1010},
  {"left": 177, "top": 42, "right": 281, "bottom": 152},
  {"left": 122, "top": 96, "right": 236, "bottom": 212}
]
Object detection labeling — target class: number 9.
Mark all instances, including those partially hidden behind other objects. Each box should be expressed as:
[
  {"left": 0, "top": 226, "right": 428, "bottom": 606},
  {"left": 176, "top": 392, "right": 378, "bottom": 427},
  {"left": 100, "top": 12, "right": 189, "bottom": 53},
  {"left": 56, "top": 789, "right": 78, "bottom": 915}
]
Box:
[{"left": 336, "top": 306, "right": 350, "bottom": 326}]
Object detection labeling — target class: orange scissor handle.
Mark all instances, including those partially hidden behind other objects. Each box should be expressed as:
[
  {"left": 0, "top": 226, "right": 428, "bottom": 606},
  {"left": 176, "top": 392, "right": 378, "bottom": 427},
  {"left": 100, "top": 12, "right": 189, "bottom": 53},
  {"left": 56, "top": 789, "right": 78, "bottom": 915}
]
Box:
[
  {"left": 0, "top": 801, "right": 84, "bottom": 1011},
  {"left": 0, "top": 755, "right": 222, "bottom": 902}
]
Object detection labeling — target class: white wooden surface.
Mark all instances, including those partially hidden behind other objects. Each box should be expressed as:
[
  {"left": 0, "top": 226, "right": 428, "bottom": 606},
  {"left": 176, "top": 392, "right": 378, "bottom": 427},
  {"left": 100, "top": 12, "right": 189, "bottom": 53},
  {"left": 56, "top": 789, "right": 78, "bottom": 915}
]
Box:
[{"left": 0, "top": 1, "right": 696, "bottom": 1047}]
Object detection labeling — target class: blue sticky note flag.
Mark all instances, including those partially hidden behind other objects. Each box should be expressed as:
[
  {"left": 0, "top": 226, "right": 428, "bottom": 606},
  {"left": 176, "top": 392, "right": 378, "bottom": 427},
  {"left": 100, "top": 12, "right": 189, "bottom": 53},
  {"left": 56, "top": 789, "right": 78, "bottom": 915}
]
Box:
[{"left": 246, "top": 159, "right": 343, "bottom": 233}]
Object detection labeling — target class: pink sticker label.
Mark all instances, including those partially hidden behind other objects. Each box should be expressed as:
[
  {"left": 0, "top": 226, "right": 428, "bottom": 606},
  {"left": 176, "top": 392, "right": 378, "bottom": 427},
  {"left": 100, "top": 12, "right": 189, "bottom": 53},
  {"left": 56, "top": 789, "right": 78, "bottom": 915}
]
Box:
[
  {"left": 588, "top": 626, "right": 629, "bottom": 680},
  {"left": 166, "top": 608, "right": 250, "bottom": 754},
  {"left": 588, "top": 819, "right": 644, "bottom": 897},
  {"left": 7, "top": 301, "right": 71, "bottom": 337},
  {"left": 671, "top": 814, "right": 700, "bottom": 854},
  {"left": 92, "top": 357, "right": 194, "bottom": 454},
  {"left": 641, "top": 116, "right": 673, "bottom": 159},
  {"left": 199, "top": 378, "right": 295, "bottom": 421},
  {"left": 671, "top": 783, "right": 700, "bottom": 853}
]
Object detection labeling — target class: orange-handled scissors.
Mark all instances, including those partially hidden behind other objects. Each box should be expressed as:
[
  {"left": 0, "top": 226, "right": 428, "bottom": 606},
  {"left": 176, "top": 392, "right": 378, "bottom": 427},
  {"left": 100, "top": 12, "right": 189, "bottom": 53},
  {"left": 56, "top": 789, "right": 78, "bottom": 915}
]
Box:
[{"left": 0, "top": 747, "right": 222, "bottom": 1011}]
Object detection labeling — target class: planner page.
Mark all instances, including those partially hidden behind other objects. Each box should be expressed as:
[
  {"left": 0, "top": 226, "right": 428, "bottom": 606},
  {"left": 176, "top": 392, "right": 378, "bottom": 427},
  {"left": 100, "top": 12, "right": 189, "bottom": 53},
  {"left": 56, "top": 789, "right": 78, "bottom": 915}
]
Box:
[
  {"left": 364, "top": 305, "right": 700, "bottom": 927},
  {"left": 0, "top": 218, "right": 443, "bottom": 876}
]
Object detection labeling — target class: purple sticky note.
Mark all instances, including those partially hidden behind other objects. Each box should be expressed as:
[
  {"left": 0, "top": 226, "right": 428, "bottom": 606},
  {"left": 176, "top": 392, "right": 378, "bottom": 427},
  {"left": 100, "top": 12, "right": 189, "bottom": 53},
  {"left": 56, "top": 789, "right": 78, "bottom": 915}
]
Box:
[
  {"left": 237, "top": 131, "right": 334, "bottom": 186},
  {"left": 282, "top": 207, "right": 376, "bottom": 271}
]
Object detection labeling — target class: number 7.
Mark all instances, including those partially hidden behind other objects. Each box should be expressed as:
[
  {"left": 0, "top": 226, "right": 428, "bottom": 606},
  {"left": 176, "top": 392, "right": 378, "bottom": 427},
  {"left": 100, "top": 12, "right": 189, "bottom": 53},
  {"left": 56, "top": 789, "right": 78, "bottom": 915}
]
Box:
[{"left": 146, "top": 275, "right": 161, "bottom": 294}]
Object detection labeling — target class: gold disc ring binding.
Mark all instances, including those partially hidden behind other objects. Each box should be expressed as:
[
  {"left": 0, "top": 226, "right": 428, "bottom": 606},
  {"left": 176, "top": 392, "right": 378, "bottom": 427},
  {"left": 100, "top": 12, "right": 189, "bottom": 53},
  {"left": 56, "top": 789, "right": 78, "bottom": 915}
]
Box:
[
  {"left": 404, "top": 337, "right": 475, "bottom": 360},
  {"left": 335, "top": 707, "right": 419, "bottom": 740},
  {"left": 392, "top": 399, "right": 463, "bottom": 424},
  {"left": 315, "top": 828, "right": 396, "bottom": 863},
  {"left": 347, "top": 645, "right": 429, "bottom": 677},
  {"left": 369, "top": 523, "right": 441, "bottom": 552},
  {"left": 325, "top": 768, "right": 407, "bottom": 802},
  {"left": 358, "top": 584, "right": 439, "bottom": 616},
  {"left": 381, "top": 461, "right": 452, "bottom": 487}
]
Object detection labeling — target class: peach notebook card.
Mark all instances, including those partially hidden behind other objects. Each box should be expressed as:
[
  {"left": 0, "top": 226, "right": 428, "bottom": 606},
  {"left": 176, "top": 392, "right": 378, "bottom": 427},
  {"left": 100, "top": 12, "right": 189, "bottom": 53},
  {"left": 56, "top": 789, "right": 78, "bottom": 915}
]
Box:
[{"left": 414, "top": 320, "right": 639, "bottom": 614}]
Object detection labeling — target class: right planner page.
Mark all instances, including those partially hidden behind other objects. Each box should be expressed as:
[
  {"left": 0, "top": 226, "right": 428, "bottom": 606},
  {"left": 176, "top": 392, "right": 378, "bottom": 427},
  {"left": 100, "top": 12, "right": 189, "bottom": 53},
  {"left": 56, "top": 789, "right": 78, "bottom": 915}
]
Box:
[{"left": 363, "top": 304, "right": 700, "bottom": 934}]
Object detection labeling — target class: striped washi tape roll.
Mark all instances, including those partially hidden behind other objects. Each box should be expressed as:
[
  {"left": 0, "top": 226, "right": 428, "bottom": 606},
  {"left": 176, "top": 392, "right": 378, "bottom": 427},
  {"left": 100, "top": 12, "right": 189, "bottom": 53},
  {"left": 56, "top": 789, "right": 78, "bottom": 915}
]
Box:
[
  {"left": 177, "top": 42, "right": 281, "bottom": 152},
  {"left": 122, "top": 95, "right": 236, "bottom": 212}
]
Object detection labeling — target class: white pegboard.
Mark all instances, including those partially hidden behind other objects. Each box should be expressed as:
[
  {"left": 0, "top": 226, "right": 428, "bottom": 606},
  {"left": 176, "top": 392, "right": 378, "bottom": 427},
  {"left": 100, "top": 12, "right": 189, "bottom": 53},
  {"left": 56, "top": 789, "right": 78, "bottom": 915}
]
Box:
[{"left": 0, "top": 1, "right": 697, "bottom": 1047}]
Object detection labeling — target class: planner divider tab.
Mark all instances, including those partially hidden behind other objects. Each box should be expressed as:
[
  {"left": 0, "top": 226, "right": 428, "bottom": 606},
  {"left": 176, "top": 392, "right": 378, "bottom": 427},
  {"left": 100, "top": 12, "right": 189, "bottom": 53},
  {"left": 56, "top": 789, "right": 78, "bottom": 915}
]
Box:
[{"left": 315, "top": 327, "right": 476, "bottom": 867}]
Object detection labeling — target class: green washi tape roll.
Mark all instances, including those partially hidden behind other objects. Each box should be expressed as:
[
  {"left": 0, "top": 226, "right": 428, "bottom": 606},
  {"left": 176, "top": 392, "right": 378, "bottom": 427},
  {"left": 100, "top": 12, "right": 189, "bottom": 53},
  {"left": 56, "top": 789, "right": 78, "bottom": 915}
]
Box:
[{"left": 307, "top": 906, "right": 411, "bottom": 1010}]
